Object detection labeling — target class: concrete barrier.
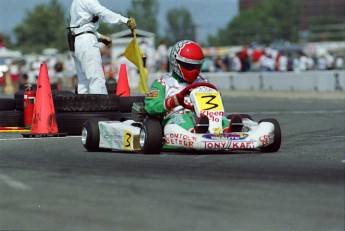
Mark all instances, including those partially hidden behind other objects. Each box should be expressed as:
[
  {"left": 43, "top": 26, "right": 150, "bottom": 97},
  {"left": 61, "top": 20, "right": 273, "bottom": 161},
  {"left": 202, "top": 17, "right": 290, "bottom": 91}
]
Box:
[{"left": 148, "top": 70, "right": 345, "bottom": 92}]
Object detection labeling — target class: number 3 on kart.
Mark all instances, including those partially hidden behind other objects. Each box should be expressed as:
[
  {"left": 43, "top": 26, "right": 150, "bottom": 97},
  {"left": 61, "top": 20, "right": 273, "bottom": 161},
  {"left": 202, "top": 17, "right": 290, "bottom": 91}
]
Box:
[
  {"left": 124, "top": 131, "right": 132, "bottom": 150},
  {"left": 195, "top": 92, "right": 224, "bottom": 111}
]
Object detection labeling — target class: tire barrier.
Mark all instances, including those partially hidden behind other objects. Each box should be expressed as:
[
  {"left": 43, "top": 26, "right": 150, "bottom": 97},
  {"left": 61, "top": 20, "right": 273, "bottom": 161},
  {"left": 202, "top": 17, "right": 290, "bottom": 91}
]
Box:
[
  {"left": 0, "top": 110, "right": 24, "bottom": 127},
  {"left": 53, "top": 94, "right": 120, "bottom": 112},
  {"left": 0, "top": 98, "right": 16, "bottom": 111},
  {"left": 119, "top": 96, "right": 145, "bottom": 113},
  {"left": 5, "top": 91, "right": 146, "bottom": 134}
]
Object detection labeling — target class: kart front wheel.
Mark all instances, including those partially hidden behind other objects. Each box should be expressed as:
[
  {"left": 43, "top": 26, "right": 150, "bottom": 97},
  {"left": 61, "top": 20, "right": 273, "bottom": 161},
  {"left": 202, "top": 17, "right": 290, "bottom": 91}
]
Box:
[
  {"left": 259, "top": 118, "right": 281, "bottom": 153},
  {"left": 82, "top": 117, "right": 109, "bottom": 152},
  {"left": 140, "top": 117, "right": 163, "bottom": 154}
]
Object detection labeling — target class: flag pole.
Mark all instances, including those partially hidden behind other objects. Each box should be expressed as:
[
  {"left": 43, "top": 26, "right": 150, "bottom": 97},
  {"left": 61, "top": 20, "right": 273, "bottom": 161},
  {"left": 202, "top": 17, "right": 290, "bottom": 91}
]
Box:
[
  {"left": 125, "top": 28, "right": 149, "bottom": 94},
  {"left": 131, "top": 28, "right": 137, "bottom": 39}
]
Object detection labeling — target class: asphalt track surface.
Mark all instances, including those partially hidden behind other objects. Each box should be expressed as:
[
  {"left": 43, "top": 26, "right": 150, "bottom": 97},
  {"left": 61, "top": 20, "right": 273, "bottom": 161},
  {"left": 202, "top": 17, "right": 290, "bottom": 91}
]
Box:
[{"left": 0, "top": 92, "right": 344, "bottom": 231}]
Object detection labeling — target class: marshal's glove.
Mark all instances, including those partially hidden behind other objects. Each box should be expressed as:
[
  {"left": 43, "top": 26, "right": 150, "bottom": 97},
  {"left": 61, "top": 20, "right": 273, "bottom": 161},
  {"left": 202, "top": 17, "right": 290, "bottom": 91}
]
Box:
[
  {"left": 127, "top": 17, "right": 136, "bottom": 30},
  {"left": 164, "top": 93, "right": 184, "bottom": 111},
  {"left": 98, "top": 35, "right": 112, "bottom": 47}
]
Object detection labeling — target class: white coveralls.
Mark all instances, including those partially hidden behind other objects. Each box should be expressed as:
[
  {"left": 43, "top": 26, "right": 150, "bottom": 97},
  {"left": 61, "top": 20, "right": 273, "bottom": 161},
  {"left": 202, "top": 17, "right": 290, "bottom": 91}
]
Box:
[{"left": 70, "top": 0, "right": 129, "bottom": 94}]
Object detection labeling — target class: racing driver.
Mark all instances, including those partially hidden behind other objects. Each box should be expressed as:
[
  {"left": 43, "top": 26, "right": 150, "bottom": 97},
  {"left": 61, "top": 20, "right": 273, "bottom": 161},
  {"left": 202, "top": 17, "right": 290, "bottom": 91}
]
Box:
[{"left": 144, "top": 40, "right": 243, "bottom": 133}]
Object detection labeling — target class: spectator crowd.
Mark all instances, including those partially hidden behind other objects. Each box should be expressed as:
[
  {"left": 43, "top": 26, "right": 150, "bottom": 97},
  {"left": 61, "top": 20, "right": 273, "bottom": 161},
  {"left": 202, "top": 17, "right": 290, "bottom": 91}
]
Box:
[
  {"left": 200, "top": 46, "right": 344, "bottom": 73},
  {"left": 1, "top": 37, "right": 344, "bottom": 94}
]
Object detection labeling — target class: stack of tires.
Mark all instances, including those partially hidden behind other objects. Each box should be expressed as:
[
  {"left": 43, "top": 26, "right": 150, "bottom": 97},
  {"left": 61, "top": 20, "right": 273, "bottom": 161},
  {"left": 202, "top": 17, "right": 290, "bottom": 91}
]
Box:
[
  {"left": 0, "top": 97, "right": 23, "bottom": 127},
  {"left": 3, "top": 80, "right": 146, "bottom": 135},
  {"left": 53, "top": 93, "right": 145, "bottom": 135}
]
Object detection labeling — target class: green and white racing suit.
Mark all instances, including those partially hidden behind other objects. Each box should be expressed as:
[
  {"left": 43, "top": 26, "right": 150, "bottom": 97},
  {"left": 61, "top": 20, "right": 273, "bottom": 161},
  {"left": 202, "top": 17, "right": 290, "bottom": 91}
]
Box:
[{"left": 144, "top": 72, "right": 230, "bottom": 132}]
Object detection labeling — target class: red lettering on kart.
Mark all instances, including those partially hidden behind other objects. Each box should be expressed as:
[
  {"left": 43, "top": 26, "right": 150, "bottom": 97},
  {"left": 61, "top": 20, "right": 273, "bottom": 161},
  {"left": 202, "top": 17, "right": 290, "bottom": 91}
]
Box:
[
  {"left": 203, "top": 141, "right": 228, "bottom": 149},
  {"left": 202, "top": 111, "right": 224, "bottom": 122},
  {"left": 232, "top": 142, "right": 238, "bottom": 148},
  {"left": 202, "top": 111, "right": 224, "bottom": 117},
  {"left": 240, "top": 142, "right": 246, "bottom": 149},
  {"left": 168, "top": 133, "right": 196, "bottom": 141},
  {"left": 259, "top": 133, "right": 274, "bottom": 146},
  {"left": 165, "top": 134, "right": 194, "bottom": 147},
  {"left": 202, "top": 141, "right": 254, "bottom": 149}
]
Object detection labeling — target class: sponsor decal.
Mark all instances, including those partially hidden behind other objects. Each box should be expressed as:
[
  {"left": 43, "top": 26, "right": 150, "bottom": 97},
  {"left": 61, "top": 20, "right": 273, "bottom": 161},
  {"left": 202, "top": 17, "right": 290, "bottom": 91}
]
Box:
[
  {"left": 202, "top": 110, "right": 224, "bottom": 122},
  {"left": 165, "top": 133, "right": 196, "bottom": 147},
  {"left": 202, "top": 140, "right": 255, "bottom": 149},
  {"left": 202, "top": 111, "right": 224, "bottom": 117},
  {"left": 146, "top": 90, "right": 159, "bottom": 98},
  {"left": 203, "top": 133, "right": 249, "bottom": 140},
  {"left": 99, "top": 123, "right": 112, "bottom": 146},
  {"left": 259, "top": 133, "right": 274, "bottom": 146},
  {"left": 100, "top": 123, "right": 122, "bottom": 148},
  {"left": 212, "top": 127, "right": 222, "bottom": 134},
  {"left": 166, "top": 114, "right": 186, "bottom": 125}
]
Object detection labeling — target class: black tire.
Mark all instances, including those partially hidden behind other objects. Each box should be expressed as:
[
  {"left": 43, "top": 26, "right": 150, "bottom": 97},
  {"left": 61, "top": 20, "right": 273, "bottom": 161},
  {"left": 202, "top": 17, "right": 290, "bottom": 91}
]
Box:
[
  {"left": 82, "top": 117, "right": 109, "bottom": 152},
  {"left": 0, "top": 111, "right": 24, "bottom": 127},
  {"left": 140, "top": 117, "right": 163, "bottom": 154},
  {"left": 119, "top": 96, "right": 145, "bottom": 113},
  {"left": 56, "top": 111, "right": 123, "bottom": 135},
  {"left": 259, "top": 118, "right": 282, "bottom": 153},
  {"left": 14, "top": 90, "right": 25, "bottom": 111},
  {"left": 53, "top": 90, "right": 74, "bottom": 96},
  {"left": 227, "top": 114, "right": 253, "bottom": 120},
  {"left": 53, "top": 94, "right": 120, "bottom": 112},
  {"left": 14, "top": 89, "right": 69, "bottom": 111},
  {"left": 0, "top": 98, "right": 16, "bottom": 111}
]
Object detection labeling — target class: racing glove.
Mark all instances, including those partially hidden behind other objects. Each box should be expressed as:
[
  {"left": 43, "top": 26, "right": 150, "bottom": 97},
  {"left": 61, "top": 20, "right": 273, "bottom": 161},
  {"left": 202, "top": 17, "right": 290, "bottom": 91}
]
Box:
[
  {"left": 98, "top": 35, "right": 112, "bottom": 47},
  {"left": 127, "top": 17, "right": 136, "bottom": 30},
  {"left": 164, "top": 93, "right": 184, "bottom": 111}
]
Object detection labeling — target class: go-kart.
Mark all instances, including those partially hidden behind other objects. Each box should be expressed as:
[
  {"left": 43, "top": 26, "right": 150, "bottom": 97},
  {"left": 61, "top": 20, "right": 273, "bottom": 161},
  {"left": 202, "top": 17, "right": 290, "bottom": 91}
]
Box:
[{"left": 81, "top": 82, "right": 281, "bottom": 154}]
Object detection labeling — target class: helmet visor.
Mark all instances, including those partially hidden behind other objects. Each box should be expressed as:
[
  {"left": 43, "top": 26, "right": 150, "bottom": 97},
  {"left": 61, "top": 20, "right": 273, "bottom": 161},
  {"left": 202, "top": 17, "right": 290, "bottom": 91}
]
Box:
[{"left": 177, "top": 60, "right": 202, "bottom": 71}]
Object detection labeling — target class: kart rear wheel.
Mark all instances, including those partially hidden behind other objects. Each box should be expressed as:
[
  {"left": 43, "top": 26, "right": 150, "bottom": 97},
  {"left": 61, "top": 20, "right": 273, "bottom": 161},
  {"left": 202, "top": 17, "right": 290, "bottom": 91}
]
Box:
[
  {"left": 140, "top": 117, "right": 163, "bottom": 154},
  {"left": 82, "top": 117, "right": 109, "bottom": 152},
  {"left": 259, "top": 118, "right": 281, "bottom": 153}
]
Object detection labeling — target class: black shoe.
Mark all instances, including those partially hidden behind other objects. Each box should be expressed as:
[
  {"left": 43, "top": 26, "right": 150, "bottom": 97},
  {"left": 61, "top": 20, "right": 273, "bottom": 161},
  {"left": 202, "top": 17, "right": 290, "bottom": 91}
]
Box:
[
  {"left": 228, "top": 114, "right": 243, "bottom": 132},
  {"left": 195, "top": 115, "right": 209, "bottom": 134}
]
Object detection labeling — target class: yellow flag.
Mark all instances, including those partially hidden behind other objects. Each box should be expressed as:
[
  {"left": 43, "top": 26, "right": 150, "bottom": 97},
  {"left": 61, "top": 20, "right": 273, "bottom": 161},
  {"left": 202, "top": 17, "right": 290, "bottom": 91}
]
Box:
[{"left": 124, "top": 34, "right": 149, "bottom": 94}]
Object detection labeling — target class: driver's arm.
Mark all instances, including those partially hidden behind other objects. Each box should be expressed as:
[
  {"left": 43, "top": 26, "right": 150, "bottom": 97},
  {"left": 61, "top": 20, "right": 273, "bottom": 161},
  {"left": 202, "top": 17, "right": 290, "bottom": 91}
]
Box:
[{"left": 144, "top": 80, "right": 169, "bottom": 115}]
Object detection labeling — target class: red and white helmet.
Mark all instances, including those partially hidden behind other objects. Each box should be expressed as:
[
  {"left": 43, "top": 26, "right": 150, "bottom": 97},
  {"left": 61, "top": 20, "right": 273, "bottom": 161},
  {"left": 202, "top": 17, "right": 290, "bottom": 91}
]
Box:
[{"left": 169, "top": 40, "right": 204, "bottom": 83}]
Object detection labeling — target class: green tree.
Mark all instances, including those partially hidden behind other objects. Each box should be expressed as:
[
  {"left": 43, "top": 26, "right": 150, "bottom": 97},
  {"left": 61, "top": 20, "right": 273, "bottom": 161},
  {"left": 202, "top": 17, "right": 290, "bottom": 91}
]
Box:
[
  {"left": 14, "top": 0, "right": 67, "bottom": 53},
  {"left": 0, "top": 34, "right": 14, "bottom": 49},
  {"left": 308, "top": 16, "right": 343, "bottom": 42},
  {"left": 127, "top": 0, "right": 159, "bottom": 34},
  {"left": 165, "top": 8, "right": 196, "bottom": 44},
  {"left": 208, "top": 0, "right": 301, "bottom": 46}
]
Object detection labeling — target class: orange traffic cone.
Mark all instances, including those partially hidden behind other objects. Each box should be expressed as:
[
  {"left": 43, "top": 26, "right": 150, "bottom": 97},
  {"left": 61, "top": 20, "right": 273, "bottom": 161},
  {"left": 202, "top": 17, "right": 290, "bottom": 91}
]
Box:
[
  {"left": 22, "top": 63, "right": 66, "bottom": 138},
  {"left": 116, "top": 64, "right": 130, "bottom": 96}
]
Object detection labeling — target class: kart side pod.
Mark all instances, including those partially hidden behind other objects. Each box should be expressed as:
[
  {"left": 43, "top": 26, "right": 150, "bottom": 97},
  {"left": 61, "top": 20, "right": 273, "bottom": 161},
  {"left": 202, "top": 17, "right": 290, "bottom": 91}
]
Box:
[{"left": 98, "top": 120, "right": 141, "bottom": 151}]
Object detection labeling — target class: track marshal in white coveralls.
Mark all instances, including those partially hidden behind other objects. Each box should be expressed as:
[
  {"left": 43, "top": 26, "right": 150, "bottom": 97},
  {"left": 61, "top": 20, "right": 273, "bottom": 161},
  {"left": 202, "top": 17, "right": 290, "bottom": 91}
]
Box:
[{"left": 69, "top": 0, "right": 136, "bottom": 94}]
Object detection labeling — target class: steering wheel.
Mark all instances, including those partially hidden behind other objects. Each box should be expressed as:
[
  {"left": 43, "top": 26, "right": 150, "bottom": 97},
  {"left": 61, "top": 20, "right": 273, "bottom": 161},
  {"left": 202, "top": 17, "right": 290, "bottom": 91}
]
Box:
[{"left": 179, "top": 82, "right": 218, "bottom": 110}]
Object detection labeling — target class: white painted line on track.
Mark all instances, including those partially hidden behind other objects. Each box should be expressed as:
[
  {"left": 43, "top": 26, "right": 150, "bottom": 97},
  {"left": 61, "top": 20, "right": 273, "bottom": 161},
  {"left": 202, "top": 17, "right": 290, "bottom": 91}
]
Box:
[
  {"left": 0, "top": 174, "right": 31, "bottom": 191},
  {"left": 193, "top": 155, "right": 207, "bottom": 160},
  {"left": 0, "top": 136, "right": 81, "bottom": 141},
  {"left": 231, "top": 109, "right": 345, "bottom": 115}
]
